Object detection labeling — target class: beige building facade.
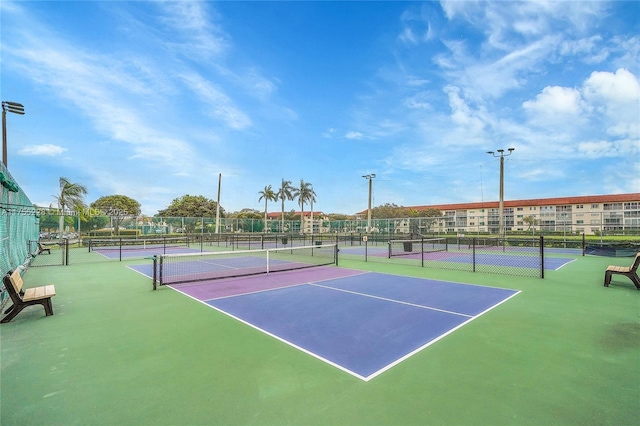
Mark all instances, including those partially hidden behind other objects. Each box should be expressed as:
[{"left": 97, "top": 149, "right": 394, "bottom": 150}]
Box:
[{"left": 411, "top": 193, "right": 640, "bottom": 235}]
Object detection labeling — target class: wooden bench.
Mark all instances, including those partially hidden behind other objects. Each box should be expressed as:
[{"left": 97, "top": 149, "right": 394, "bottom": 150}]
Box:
[
  {"left": 604, "top": 252, "right": 640, "bottom": 290},
  {"left": 37, "top": 242, "right": 51, "bottom": 255},
  {"left": 1, "top": 270, "right": 56, "bottom": 323}
]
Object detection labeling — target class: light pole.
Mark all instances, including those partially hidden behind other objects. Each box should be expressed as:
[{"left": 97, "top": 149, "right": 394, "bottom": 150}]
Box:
[
  {"left": 362, "top": 174, "right": 376, "bottom": 233},
  {"left": 486, "top": 148, "right": 515, "bottom": 238},
  {"left": 2, "top": 101, "right": 25, "bottom": 168}
]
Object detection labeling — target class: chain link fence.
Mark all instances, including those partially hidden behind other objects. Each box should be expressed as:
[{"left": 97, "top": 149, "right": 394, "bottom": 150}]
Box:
[{"left": 1, "top": 163, "right": 40, "bottom": 307}]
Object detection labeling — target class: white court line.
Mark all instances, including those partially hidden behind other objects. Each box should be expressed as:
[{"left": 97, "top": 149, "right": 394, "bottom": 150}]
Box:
[{"left": 311, "top": 282, "right": 473, "bottom": 318}]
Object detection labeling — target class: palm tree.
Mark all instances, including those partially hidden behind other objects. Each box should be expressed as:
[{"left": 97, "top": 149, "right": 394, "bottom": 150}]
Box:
[
  {"left": 277, "top": 179, "right": 294, "bottom": 232},
  {"left": 293, "top": 179, "right": 316, "bottom": 234},
  {"left": 53, "top": 177, "right": 88, "bottom": 241},
  {"left": 258, "top": 185, "right": 277, "bottom": 233}
]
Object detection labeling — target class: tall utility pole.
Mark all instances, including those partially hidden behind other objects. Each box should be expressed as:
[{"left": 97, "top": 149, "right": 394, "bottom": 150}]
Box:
[
  {"left": 2, "top": 101, "right": 25, "bottom": 167},
  {"left": 362, "top": 174, "right": 376, "bottom": 233},
  {"left": 486, "top": 148, "right": 515, "bottom": 238},
  {"left": 215, "top": 173, "right": 221, "bottom": 234}
]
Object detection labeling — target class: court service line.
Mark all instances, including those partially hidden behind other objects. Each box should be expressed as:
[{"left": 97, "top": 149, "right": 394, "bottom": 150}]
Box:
[
  {"left": 200, "top": 270, "right": 371, "bottom": 302},
  {"left": 310, "top": 282, "right": 473, "bottom": 318}
]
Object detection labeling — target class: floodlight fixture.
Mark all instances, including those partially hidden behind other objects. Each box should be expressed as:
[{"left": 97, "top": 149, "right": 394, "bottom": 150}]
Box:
[{"left": 2, "top": 101, "right": 25, "bottom": 167}]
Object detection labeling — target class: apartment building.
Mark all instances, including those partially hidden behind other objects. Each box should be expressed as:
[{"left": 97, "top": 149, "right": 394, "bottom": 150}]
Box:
[
  {"left": 266, "top": 211, "right": 330, "bottom": 234},
  {"left": 410, "top": 193, "right": 640, "bottom": 235}
]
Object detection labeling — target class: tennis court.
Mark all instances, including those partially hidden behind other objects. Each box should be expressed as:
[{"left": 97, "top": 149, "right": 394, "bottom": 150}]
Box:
[
  {"left": 88, "top": 237, "right": 197, "bottom": 259},
  {"left": 339, "top": 245, "right": 575, "bottom": 270},
  {"left": 3, "top": 247, "right": 639, "bottom": 425},
  {"left": 130, "top": 257, "right": 519, "bottom": 381}
]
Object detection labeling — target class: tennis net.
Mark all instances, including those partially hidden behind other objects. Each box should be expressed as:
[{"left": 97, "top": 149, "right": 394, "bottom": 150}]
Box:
[
  {"left": 152, "top": 243, "right": 338, "bottom": 288},
  {"left": 388, "top": 237, "right": 448, "bottom": 258},
  {"left": 88, "top": 237, "right": 189, "bottom": 252}
]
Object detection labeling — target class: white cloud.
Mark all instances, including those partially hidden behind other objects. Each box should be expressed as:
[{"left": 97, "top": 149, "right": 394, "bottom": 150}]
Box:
[
  {"left": 582, "top": 68, "right": 640, "bottom": 103},
  {"left": 582, "top": 68, "right": 640, "bottom": 139},
  {"left": 445, "top": 86, "right": 487, "bottom": 135},
  {"left": 523, "top": 86, "right": 585, "bottom": 118},
  {"left": 156, "top": 1, "right": 228, "bottom": 59},
  {"left": 178, "top": 71, "right": 252, "bottom": 130},
  {"left": 345, "top": 131, "right": 364, "bottom": 140},
  {"left": 18, "top": 144, "right": 67, "bottom": 156}
]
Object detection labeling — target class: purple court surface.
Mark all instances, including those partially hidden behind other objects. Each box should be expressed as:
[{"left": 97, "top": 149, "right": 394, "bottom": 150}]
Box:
[{"left": 130, "top": 265, "right": 519, "bottom": 381}]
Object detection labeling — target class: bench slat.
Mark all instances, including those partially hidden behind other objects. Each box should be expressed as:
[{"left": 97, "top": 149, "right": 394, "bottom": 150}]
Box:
[{"left": 23, "top": 285, "right": 56, "bottom": 301}]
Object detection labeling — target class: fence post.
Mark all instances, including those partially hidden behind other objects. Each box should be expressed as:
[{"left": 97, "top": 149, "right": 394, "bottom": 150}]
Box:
[
  {"left": 540, "top": 235, "right": 545, "bottom": 279},
  {"left": 64, "top": 239, "right": 70, "bottom": 266},
  {"left": 472, "top": 237, "right": 476, "bottom": 272}
]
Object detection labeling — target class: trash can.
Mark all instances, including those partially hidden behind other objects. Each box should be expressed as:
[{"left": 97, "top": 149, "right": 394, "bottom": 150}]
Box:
[{"left": 403, "top": 242, "right": 413, "bottom": 252}]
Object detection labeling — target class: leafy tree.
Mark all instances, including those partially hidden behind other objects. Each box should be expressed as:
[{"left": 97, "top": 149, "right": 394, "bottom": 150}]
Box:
[
  {"left": 157, "top": 195, "right": 223, "bottom": 234},
  {"left": 230, "top": 209, "right": 261, "bottom": 219},
  {"left": 292, "top": 179, "right": 316, "bottom": 234},
  {"left": 158, "top": 194, "right": 223, "bottom": 218},
  {"left": 419, "top": 208, "right": 443, "bottom": 218},
  {"left": 523, "top": 215, "right": 538, "bottom": 233},
  {"left": 328, "top": 213, "right": 350, "bottom": 221},
  {"left": 277, "top": 179, "right": 294, "bottom": 231},
  {"left": 53, "top": 177, "right": 87, "bottom": 240},
  {"left": 91, "top": 195, "right": 141, "bottom": 235},
  {"left": 371, "top": 203, "right": 407, "bottom": 219},
  {"left": 258, "top": 185, "right": 277, "bottom": 232}
]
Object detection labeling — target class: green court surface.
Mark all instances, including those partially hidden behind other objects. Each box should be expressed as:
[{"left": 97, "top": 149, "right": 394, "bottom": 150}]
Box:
[{"left": 1, "top": 253, "right": 638, "bottom": 425}]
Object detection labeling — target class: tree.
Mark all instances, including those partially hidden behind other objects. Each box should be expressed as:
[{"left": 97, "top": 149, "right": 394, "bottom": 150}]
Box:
[
  {"left": 53, "top": 177, "right": 87, "bottom": 240},
  {"left": 91, "top": 195, "right": 141, "bottom": 235},
  {"left": 157, "top": 195, "right": 223, "bottom": 234},
  {"left": 292, "top": 179, "right": 316, "bottom": 234},
  {"left": 419, "top": 208, "right": 443, "bottom": 218},
  {"left": 371, "top": 203, "right": 407, "bottom": 219},
  {"left": 258, "top": 185, "right": 277, "bottom": 233},
  {"left": 276, "top": 179, "right": 294, "bottom": 232},
  {"left": 158, "top": 194, "right": 222, "bottom": 218},
  {"left": 523, "top": 215, "right": 538, "bottom": 234}
]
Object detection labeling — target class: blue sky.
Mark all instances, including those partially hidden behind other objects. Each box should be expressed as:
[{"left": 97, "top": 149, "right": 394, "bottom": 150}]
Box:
[{"left": 2, "top": 1, "right": 639, "bottom": 216}]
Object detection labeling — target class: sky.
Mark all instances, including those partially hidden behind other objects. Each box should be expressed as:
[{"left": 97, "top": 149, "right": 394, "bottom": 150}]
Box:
[{"left": 1, "top": 0, "right": 639, "bottom": 216}]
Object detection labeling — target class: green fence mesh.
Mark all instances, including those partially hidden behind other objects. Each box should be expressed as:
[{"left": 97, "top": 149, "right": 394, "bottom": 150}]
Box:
[{"left": 1, "top": 163, "right": 39, "bottom": 306}]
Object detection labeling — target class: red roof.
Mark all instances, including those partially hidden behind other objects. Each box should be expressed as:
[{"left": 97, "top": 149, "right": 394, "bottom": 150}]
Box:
[{"left": 358, "top": 193, "right": 640, "bottom": 214}]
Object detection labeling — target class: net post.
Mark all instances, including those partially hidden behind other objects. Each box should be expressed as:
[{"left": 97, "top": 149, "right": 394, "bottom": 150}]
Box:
[
  {"left": 119, "top": 237, "right": 123, "bottom": 262},
  {"left": 421, "top": 237, "right": 424, "bottom": 267},
  {"left": 266, "top": 249, "right": 270, "bottom": 274},
  {"left": 335, "top": 243, "right": 339, "bottom": 266},
  {"left": 152, "top": 255, "right": 158, "bottom": 290}
]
